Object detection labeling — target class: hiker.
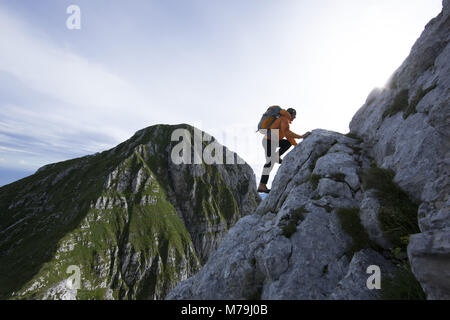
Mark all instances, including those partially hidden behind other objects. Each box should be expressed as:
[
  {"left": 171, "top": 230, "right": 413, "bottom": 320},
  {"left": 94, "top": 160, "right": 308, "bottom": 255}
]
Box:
[{"left": 257, "top": 107, "right": 310, "bottom": 193}]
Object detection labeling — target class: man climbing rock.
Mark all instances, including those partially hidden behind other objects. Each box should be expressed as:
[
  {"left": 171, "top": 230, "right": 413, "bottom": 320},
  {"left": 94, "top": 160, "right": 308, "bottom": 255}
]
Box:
[{"left": 257, "top": 107, "right": 310, "bottom": 193}]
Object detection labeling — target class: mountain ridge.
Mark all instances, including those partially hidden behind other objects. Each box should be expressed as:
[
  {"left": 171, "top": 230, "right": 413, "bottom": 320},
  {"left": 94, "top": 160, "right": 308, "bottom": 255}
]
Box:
[{"left": 0, "top": 123, "right": 260, "bottom": 299}]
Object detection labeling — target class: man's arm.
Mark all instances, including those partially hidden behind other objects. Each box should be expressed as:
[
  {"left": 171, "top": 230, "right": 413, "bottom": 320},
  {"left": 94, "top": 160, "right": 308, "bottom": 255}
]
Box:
[
  {"left": 281, "top": 120, "right": 311, "bottom": 145},
  {"left": 281, "top": 120, "right": 302, "bottom": 140}
]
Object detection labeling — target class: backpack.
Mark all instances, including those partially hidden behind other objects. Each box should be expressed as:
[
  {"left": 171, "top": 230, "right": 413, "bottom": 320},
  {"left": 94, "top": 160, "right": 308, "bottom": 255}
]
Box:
[{"left": 257, "top": 106, "right": 282, "bottom": 134}]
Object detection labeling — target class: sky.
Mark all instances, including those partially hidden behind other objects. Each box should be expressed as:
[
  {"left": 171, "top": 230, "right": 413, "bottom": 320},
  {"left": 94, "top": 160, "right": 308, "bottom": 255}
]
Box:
[{"left": 0, "top": 0, "right": 444, "bottom": 187}]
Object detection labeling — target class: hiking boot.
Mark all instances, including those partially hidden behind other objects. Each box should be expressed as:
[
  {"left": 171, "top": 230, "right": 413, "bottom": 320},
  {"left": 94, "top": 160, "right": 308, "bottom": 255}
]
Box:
[{"left": 257, "top": 186, "right": 271, "bottom": 194}]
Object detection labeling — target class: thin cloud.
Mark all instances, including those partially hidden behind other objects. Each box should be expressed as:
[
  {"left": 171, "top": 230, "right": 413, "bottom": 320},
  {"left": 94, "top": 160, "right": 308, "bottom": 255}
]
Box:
[
  {"left": 0, "top": 146, "right": 38, "bottom": 155},
  {"left": 0, "top": 7, "right": 148, "bottom": 113},
  {"left": 0, "top": 5, "right": 161, "bottom": 171}
]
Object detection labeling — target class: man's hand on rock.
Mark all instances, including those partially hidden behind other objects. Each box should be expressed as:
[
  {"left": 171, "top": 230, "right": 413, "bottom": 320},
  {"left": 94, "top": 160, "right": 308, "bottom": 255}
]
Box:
[{"left": 302, "top": 132, "right": 311, "bottom": 139}]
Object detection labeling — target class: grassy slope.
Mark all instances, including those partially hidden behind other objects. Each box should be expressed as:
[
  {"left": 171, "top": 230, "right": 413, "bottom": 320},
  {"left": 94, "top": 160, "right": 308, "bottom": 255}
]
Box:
[{"left": 0, "top": 148, "right": 121, "bottom": 298}]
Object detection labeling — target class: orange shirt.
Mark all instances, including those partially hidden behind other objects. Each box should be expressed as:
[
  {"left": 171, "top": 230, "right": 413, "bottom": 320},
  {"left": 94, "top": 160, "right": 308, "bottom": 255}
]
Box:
[{"left": 267, "top": 110, "right": 302, "bottom": 145}]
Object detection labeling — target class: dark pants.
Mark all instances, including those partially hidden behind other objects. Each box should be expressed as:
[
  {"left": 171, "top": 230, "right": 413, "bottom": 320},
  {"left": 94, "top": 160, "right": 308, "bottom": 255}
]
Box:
[{"left": 260, "top": 138, "right": 291, "bottom": 185}]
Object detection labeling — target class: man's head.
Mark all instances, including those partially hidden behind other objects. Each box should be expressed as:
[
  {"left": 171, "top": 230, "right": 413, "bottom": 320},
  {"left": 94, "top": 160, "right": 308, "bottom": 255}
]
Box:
[{"left": 287, "top": 108, "right": 297, "bottom": 120}]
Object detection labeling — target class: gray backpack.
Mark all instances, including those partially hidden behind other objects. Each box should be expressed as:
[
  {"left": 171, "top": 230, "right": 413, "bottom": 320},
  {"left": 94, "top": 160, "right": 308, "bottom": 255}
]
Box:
[{"left": 257, "top": 106, "right": 282, "bottom": 134}]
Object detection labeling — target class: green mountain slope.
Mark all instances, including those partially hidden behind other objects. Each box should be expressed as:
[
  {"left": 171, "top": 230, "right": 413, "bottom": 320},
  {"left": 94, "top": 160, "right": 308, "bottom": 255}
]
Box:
[{"left": 0, "top": 124, "right": 259, "bottom": 299}]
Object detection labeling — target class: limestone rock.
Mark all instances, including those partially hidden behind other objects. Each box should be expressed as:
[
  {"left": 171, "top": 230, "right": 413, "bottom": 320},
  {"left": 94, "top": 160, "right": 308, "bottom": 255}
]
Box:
[
  {"left": 350, "top": 1, "right": 449, "bottom": 299},
  {"left": 167, "top": 130, "right": 395, "bottom": 300},
  {"left": 330, "top": 249, "right": 393, "bottom": 300},
  {"left": 359, "top": 191, "right": 392, "bottom": 249},
  {"left": 408, "top": 228, "right": 450, "bottom": 299}
]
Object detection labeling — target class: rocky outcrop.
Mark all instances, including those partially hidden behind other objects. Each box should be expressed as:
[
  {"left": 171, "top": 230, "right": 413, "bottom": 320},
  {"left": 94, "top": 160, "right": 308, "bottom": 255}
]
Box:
[
  {"left": 168, "top": 2, "right": 449, "bottom": 300},
  {"left": 349, "top": 0, "right": 449, "bottom": 299},
  {"left": 0, "top": 124, "right": 259, "bottom": 300},
  {"left": 167, "top": 130, "right": 397, "bottom": 300}
]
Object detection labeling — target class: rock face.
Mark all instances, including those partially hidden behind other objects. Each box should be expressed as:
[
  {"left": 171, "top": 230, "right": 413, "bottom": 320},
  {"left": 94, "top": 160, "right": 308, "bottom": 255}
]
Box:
[
  {"left": 349, "top": 1, "right": 449, "bottom": 299},
  {"left": 0, "top": 124, "right": 259, "bottom": 299},
  {"left": 168, "top": 3, "right": 449, "bottom": 300},
  {"left": 167, "top": 130, "right": 396, "bottom": 300}
]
